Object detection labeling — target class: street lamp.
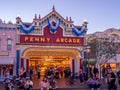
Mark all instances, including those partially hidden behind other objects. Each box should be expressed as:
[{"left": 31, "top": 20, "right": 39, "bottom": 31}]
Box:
[
  {"left": 86, "top": 46, "right": 91, "bottom": 78},
  {"left": 86, "top": 46, "right": 91, "bottom": 53}
]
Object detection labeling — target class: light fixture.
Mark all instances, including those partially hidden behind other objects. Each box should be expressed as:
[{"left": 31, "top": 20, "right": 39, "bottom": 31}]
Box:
[
  {"left": 86, "top": 46, "right": 91, "bottom": 53},
  {"left": 45, "top": 56, "right": 52, "bottom": 61}
]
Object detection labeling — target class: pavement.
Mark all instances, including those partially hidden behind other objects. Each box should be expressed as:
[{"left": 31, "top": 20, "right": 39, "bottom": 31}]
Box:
[
  {"left": 31, "top": 77, "right": 116, "bottom": 90},
  {"left": 32, "top": 77, "right": 87, "bottom": 89},
  {"left": 0, "top": 83, "right": 5, "bottom": 90},
  {"left": 0, "top": 77, "right": 120, "bottom": 90}
]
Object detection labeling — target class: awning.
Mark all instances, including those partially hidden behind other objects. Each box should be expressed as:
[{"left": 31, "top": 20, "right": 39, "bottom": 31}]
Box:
[
  {"left": 0, "top": 57, "right": 15, "bottom": 64},
  {"left": 107, "top": 54, "right": 120, "bottom": 63}
]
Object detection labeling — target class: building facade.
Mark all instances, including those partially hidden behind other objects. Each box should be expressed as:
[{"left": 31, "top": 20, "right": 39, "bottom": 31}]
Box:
[
  {"left": 0, "top": 21, "right": 17, "bottom": 78},
  {"left": 15, "top": 7, "right": 88, "bottom": 75}
]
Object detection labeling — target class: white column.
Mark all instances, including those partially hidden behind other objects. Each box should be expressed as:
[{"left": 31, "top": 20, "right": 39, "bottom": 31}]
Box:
[{"left": 74, "top": 59, "right": 80, "bottom": 73}]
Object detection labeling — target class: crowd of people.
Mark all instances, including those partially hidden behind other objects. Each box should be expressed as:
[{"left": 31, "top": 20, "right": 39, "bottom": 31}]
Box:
[
  {"left": 83, "top": 64, "right": 120, "bottom": 90},
  {"left": 77, "top": 66, "right": 100, "bottom": 90},
  {"left": 4, "top": 76, "right": 33, "bottom": 90},
  {"left": 102, "top": 64, "right": 117, "bottom": 90},
  {"left": 4, "top": 64, "right": 120, "bottom": 90}
]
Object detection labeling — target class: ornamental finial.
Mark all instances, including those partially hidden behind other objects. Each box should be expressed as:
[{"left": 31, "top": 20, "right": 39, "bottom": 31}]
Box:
[
  {"left": 83, "top": 19, "right": 88, "bottom": 24},
  {"left": 69, "top": 17, "right": 72, "bottom": 21},
  {"left": 52, "top": 5, "right": 55, "bottom": 11},
  {"left": 39, "top": 14, "right": 41, "bottom": 19},
  {"left": 82, "top": 19, "right": 88, "bottom": 27},
  {"left": 35, "top": 14, "right": 37, "bottom": 19},
  {"left": 66, "top": 16, "right": 68, "bottom": 21}
]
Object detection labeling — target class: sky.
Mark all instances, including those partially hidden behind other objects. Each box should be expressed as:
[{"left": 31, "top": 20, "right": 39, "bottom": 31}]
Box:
[{"left": 0, "top": 0, "right": 120, "bottom": 34}]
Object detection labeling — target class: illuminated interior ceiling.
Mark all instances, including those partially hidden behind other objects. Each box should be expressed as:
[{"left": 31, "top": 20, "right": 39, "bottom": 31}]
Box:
[
  {"left": 29, "top": 56, "right": 70, "bottom": 63},
  {"left": 22, "top": 47, "right": 82, "bottom": 60}
]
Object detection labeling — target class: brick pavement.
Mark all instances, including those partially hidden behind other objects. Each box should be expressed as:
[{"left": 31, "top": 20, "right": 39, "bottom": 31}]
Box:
[
  {"left": 32, "top": 77, "right": 87, "bottom": 89},
  {"left": 0, "top": 80, "right": 110, "bottom": 90},
  {"left": 32, "top": 77, "right": 108, "bottom": 90},
  {"left": 0, "top": 83, "right": 5, "bottom": 90},
  {"left": 32, "top": 77, "right": 120, "bottom": 90},
  {"left": 1, "top": 77, "right": 120, "bottom": 90}
]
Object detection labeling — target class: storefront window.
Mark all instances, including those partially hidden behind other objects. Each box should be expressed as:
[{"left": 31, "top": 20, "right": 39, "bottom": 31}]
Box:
[
  {"left": 101, "top": 63, "right": 117, "bottom": 72},
  {"left": 0, "top": 65, "right": 13, "bottom": 77},
  {"left": 110, "top": 64, "right": 116, "bottom": 72}
]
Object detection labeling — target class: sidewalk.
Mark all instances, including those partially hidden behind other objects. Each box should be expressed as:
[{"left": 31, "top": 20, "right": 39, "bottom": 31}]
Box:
[
  {"left": 33, "top": 77, "right": 120, "bottom": 90},
  {"left": 0, "top": 83, "right": 5, "bottom": 90},
  {"left": 33, "top": 77, "right": 103, "bottom": 89},
  {"left": 1, "top": 77, "right": 120, "bottom": 90}
]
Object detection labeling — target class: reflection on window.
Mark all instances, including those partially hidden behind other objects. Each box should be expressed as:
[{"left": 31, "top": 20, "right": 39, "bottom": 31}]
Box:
[{"left": 7, "top": 39, "right": 12, "bottom": 51}]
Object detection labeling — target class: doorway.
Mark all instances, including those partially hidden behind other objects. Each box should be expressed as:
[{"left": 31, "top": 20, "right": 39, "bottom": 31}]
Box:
[{"left": 29, "top": 56, "right": 71, "bottom": 75}]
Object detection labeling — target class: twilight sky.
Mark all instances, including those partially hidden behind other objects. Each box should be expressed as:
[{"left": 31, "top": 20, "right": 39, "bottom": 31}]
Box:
[{"left": 0, "top": 0, "right": 119, "bottom": 34}]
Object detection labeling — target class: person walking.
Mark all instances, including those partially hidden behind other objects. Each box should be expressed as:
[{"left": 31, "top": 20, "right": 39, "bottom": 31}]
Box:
[
  {"left": 79, "top": 68, "right": 84, "bottom": 84},
  {"left": 37, "top": 66, "right": 40, "bottom": 79},
  {"left": 29, "top": 67, "right": 33, "bottom": 80}
]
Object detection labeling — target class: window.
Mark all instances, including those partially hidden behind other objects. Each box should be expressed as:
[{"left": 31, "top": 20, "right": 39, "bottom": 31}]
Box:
[
  {"left": 7, "top": 39, "right": 12, "bottom": 51},
  {"left": 39, "top": 22, "right": 41, "bottom": 26},
  {"left": 35, "top": 22, "right": 37, "bottom": 25}
]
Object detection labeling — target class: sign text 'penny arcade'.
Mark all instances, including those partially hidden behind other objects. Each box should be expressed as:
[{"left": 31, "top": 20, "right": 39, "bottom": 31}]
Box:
[{"left": 20, "top": 35, "right": 84, "bottom": 45}]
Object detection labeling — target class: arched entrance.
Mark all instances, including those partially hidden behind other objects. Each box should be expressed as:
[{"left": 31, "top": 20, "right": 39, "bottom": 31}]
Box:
[
  {"left": 21, "top": 47, "right": 82, "bottom": 75},
  {"left": 29, "top": 56, "right": 71, "bottom": 75}
]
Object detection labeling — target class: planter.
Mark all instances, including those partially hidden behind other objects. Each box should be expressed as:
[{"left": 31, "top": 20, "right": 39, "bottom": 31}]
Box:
[
  {"left": 89, "top": 59, "right": 97, "bottom": 65},
  {"left": 82, "top": 60, "right": 88, "bottom": 66}
]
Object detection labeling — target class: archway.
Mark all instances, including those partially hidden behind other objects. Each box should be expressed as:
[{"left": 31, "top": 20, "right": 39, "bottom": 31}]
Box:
[{"left": 21, "top": 47, "right": 82, "bottom": 75}]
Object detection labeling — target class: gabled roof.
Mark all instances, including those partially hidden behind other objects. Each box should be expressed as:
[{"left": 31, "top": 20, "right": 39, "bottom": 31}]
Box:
[
  {"left": 17, "top": 6, "right": 74, "bottom": 25},
  {"left": 41, "top": 6, "right": 72, "bottom": 24}
]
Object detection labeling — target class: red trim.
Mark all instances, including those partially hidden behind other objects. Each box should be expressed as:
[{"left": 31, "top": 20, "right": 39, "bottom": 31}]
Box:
[
  {"left": 72, "top": 59, "right": 75, "bottom": 75},
  {"left": 80, "top": 58, "right": 83, "bottom": 69},
  {"left": 26, "top": 59, "right": 29, "bottom": 72},
  {"left": 21, "top": 58, "right": 24, "bottom": 68}
]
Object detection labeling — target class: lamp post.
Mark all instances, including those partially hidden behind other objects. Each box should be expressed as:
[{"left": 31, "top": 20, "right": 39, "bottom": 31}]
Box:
[{"left": 86, "top": 46, "right": 91, "bottom": 78}]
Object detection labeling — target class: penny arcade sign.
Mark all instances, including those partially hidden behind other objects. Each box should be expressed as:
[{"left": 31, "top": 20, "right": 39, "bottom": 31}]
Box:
[{"left": 20, "top": 35, "right": 84, "bottom": 46}]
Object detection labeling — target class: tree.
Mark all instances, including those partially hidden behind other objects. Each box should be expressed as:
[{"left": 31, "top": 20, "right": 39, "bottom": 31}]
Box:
[
  {"left": 88, "top": 37, "right": 119, "bottom": 64},
  {"left": 88, "top": 37, "right": 120, "bottom": 78}
]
